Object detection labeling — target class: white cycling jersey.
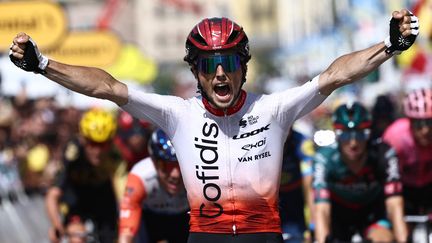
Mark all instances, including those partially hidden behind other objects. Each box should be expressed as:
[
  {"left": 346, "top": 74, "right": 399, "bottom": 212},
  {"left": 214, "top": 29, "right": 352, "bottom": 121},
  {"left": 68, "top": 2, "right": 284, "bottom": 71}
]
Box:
[
  {"left": 121, "top": 75, "right": 326, "bottom": 234},
  {"left": 119, "top": 157, "right": 189, "bottom": 235},
  {"left": 130, "top": 157, "right": 189, "bottom": 214}
]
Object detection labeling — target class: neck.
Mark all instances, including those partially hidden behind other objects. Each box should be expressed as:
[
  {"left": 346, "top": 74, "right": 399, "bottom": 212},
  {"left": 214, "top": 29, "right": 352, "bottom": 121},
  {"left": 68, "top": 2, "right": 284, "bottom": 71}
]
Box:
[
  {"left": 202, "top": 90, "right": 246, "bottom": 116},
  {"left": 344, "top": 153, "right": 367, "bottom": 174}
]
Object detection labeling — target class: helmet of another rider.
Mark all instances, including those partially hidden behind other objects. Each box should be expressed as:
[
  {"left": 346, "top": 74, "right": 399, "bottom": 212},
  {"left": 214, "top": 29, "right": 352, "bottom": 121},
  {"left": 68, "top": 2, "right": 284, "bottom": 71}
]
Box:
[
  {"left": 79, "top": 108, "right": 117, "bottom": 143},
  {"left": 148, "top": 128, "right": 177, "bottom": 162},
  {"left": 332, "top": 102, "right": 372, "bottom": 142},
  {"left": 403, "top": 88, "right": 432, "bottom": 119}
]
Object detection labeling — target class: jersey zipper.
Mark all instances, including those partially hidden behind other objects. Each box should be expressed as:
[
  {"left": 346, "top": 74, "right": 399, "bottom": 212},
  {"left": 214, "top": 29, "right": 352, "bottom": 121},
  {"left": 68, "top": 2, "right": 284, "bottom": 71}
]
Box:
[{"left": 224, "top": 109, "right": 237, "bottom": 235}]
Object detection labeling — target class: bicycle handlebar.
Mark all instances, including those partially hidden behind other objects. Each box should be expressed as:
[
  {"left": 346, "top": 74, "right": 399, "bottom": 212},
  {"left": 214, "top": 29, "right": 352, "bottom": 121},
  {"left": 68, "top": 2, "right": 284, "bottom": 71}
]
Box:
[{"left": 404, "top": 214, "right": 432, "bottom": 223}]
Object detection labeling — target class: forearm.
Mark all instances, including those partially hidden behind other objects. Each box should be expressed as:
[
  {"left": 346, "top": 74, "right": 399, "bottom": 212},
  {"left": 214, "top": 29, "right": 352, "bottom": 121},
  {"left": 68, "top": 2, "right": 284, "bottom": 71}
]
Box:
[
  {"left": 318, "top": 42, "right": 391, "bottom": 95},
  {"left": 386, "top": 197, "right": 408, "bottom": 242},
  {"left": 315, "top": 203, "right": 331, "bottom": 243},
  {"left": 303, "top": 176, "right": 315, "bottom": 227},
  {"left": 44, "top": 60, "right": 128, "bottom": 105},
  {"left": 45, "top": 188, "right": 63, "bottom": 229}
]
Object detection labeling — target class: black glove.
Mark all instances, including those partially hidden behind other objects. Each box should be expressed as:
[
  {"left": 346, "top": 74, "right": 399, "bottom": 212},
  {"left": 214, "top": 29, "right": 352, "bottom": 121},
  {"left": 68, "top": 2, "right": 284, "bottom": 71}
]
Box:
[
  {"left": 385, "top": 11, "right": 419, "bottom": 55},
  {"left": 9, "top": 38, "right": 48, "bottom": 74}
]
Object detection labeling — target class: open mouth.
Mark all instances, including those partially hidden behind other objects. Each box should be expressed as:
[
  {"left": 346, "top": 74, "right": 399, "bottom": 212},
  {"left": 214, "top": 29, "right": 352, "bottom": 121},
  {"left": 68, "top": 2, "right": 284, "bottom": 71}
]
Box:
[{"left": 214, "top": 83, "right": 231, "bottom": 97}]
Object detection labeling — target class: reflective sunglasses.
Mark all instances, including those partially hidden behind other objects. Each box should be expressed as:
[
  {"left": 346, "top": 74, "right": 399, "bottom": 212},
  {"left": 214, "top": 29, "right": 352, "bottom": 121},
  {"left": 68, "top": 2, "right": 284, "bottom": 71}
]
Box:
[
  {"left": 411, "top": 118, "right": 432, "bottom": 129},
  {"left": 197, "top": 54, "right": 241, "bottom": 74},
  {"left": 335, "top": 129, "right": 370, "bottom": 142}
]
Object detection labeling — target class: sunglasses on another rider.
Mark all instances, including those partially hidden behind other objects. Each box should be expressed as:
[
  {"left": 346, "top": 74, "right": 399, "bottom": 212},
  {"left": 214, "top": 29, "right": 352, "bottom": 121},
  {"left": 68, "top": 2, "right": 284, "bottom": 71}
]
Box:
[
  {"left": 155, "top": 160, "right": 180, "bottom": 174},
  {"left": 410, "top": 118, "right": 432, "bottom": 129},
  {"left": 85, "top": 139, "right": 111, "bottom": 149},
  {"left": 197, "top": 54, "right": 241, "bottom": 74},
  {"left": 335, "top": 129, "right": 370, "bottom": 142}
]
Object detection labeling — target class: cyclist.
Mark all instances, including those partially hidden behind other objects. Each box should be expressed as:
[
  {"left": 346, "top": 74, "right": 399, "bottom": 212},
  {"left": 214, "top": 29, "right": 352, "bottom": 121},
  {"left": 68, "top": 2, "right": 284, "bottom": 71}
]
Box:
[
  {"left": 279, "top": 128, "right": 315, "bottom": 242},
  {"left": 114, "top": 110, "right": 153, "bottom": 170},
  {"left": 312, "top": 102, "right": 407, "bottom": 243},
  {"left": 10, "top": 9, "right": 417, "bottom": 243},
  {"left": 383, "top": 88, "right": 432, "bottom": 217},
  {"left": 118, "top": 128, "right": 189, "bottom": 243},
  {"left": 370, "top": 94, "right": 396, "bottom": 141},
  {"left": 45, "top": 108, "right": 126, "bottom": 243}
]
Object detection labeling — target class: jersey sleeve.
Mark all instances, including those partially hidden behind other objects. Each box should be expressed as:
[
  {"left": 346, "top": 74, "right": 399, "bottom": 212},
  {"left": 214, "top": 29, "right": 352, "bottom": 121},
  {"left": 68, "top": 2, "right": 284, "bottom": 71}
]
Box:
[
  {"left": 119, "top": 173, "right": 147, "bottom": 236},
  {"left": 312, "top": 150, "right": 331, "bottom": 203},
  {"left": 378, "top": 143, "right": 403, "bottom": 198},
  {"left": 120, "top": 88, "right": 187, "bottom": 138},
  {"left": 272, "top": 76, "right": 327, "bottom": 128}
]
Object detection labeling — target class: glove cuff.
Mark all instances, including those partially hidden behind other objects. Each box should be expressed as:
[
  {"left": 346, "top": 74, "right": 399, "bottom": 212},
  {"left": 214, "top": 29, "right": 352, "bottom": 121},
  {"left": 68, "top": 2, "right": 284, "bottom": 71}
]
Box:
[
  {"left": 38, "top": 54, "right": 49, "bottom": 70},
  {"left": 384, "top": 36, "right": 392, "bottom": 48},
  {"left": 384, "top": 36, "right": 402, "bottom": 55}
]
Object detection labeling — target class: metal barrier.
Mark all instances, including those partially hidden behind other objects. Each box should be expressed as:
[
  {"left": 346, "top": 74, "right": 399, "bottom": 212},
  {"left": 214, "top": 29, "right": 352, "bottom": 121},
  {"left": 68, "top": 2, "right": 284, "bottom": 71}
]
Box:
[{"left": 0, "top": 193, "right": 50, "bottom": 243}]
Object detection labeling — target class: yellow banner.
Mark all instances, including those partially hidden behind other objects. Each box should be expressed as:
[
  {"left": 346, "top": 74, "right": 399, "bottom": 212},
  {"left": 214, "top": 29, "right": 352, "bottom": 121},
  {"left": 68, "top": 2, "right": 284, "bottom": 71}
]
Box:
[
  {"left": 0, "top": 1, "right": 67, "bottom": 51},
  {"left": 46, "top": 31, "right": 122, "bottom": 68},
  {"left": 107, "top": 45, "right": 158, "bottom": 85}
]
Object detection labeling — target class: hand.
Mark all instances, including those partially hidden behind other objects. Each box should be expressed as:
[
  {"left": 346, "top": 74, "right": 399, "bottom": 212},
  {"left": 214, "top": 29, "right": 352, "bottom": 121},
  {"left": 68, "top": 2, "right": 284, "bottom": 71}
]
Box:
[
  {"left": 385, "top": 9, "right": 419, "bottom": 55},
  {"left": 9, "top": 32, "right": 49, "bottom": 74},
  {"left": 48, "top": 226, "right": 64, "bottom": 243}
]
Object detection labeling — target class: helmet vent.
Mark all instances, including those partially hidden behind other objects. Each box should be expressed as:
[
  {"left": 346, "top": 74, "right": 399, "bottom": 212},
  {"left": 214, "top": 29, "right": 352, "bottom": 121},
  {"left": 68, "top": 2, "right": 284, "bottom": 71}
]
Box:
[
  {"left": 191, "top": 33, "right": 208, "bottom": 46},
  {"left": 226, "top": 30, "right": 240, "bottom": 44}
]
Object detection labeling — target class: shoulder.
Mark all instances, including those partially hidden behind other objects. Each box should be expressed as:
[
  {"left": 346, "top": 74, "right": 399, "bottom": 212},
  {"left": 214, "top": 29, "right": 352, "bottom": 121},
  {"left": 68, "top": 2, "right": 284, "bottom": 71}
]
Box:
[
  {"left": 292, "top": 131, "right": 314, "bottom": 157},
  {"left": 63, "top": 138, "right": 84, "bottom": 164},
  {"left": 383, "top": 118, "right": 410, "bottom": 140},
  {"left": 369, "top": 139, "right": 396, "bottom": 160},
  {"left": 315, "top": 144, "right": 338, "bottom": 160},
  {"left": 130, "top": 157, "right": 157, "bottom": 180},
  {"left": 383, "top": 118, "right": 413, "bottom": 150}
]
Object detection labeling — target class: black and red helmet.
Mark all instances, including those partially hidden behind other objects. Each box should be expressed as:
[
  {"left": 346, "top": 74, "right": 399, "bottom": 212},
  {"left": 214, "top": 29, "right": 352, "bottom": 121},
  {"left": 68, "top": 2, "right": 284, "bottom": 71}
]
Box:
[
  {"left": 184, "top": 17, "right": 251, "bottom": 65},
  {"left": 117, "top": 111, "right": 151, "bottom": 139}
]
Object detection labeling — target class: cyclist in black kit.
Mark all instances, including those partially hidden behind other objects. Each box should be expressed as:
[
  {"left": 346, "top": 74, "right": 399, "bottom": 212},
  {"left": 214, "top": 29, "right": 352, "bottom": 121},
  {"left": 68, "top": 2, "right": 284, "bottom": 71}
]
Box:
[{"left": 45, "top": 109, "right": 126, "bottom": 243}]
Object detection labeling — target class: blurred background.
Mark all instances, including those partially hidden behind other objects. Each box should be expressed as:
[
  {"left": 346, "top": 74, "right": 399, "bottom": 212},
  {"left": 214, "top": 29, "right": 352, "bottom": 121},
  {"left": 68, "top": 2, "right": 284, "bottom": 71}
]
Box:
[{"left": 0, "top": 0, "right": 431, "bottom": 242}]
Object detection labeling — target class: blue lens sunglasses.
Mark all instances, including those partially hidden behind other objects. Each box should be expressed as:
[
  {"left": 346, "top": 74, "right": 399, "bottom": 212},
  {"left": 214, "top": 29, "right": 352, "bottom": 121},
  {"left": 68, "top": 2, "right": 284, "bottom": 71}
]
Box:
[
  {"left": 197, "top": 54, "right": 241, "bottom": 74},
  {"left": 335, "top": 129, "right": 370, "bottom": 142}
]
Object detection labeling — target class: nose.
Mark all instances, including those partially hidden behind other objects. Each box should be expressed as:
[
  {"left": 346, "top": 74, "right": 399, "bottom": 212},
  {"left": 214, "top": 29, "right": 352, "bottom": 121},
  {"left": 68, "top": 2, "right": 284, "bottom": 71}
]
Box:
[
  {"left": 169, "top": 166, "right": 181, "bottom": 179},
  {"left": 348, "top": 138, "right": 359, "bottom": 146},
  {"left": 419, "top": 125, "right": 431, "bottom": 135},
  {"left": 215, "top": 64, "right": 227, "bottom": 81}
]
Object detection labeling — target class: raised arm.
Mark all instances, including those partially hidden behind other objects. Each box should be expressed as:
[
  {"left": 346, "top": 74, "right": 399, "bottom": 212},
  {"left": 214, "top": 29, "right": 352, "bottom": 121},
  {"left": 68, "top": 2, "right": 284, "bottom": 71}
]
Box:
[
  {"left": 318, "top": 9, "right": 419, "bottom": 95},
  {"left": 9, "top": 33, "right": 128, "bottom": 106}
]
